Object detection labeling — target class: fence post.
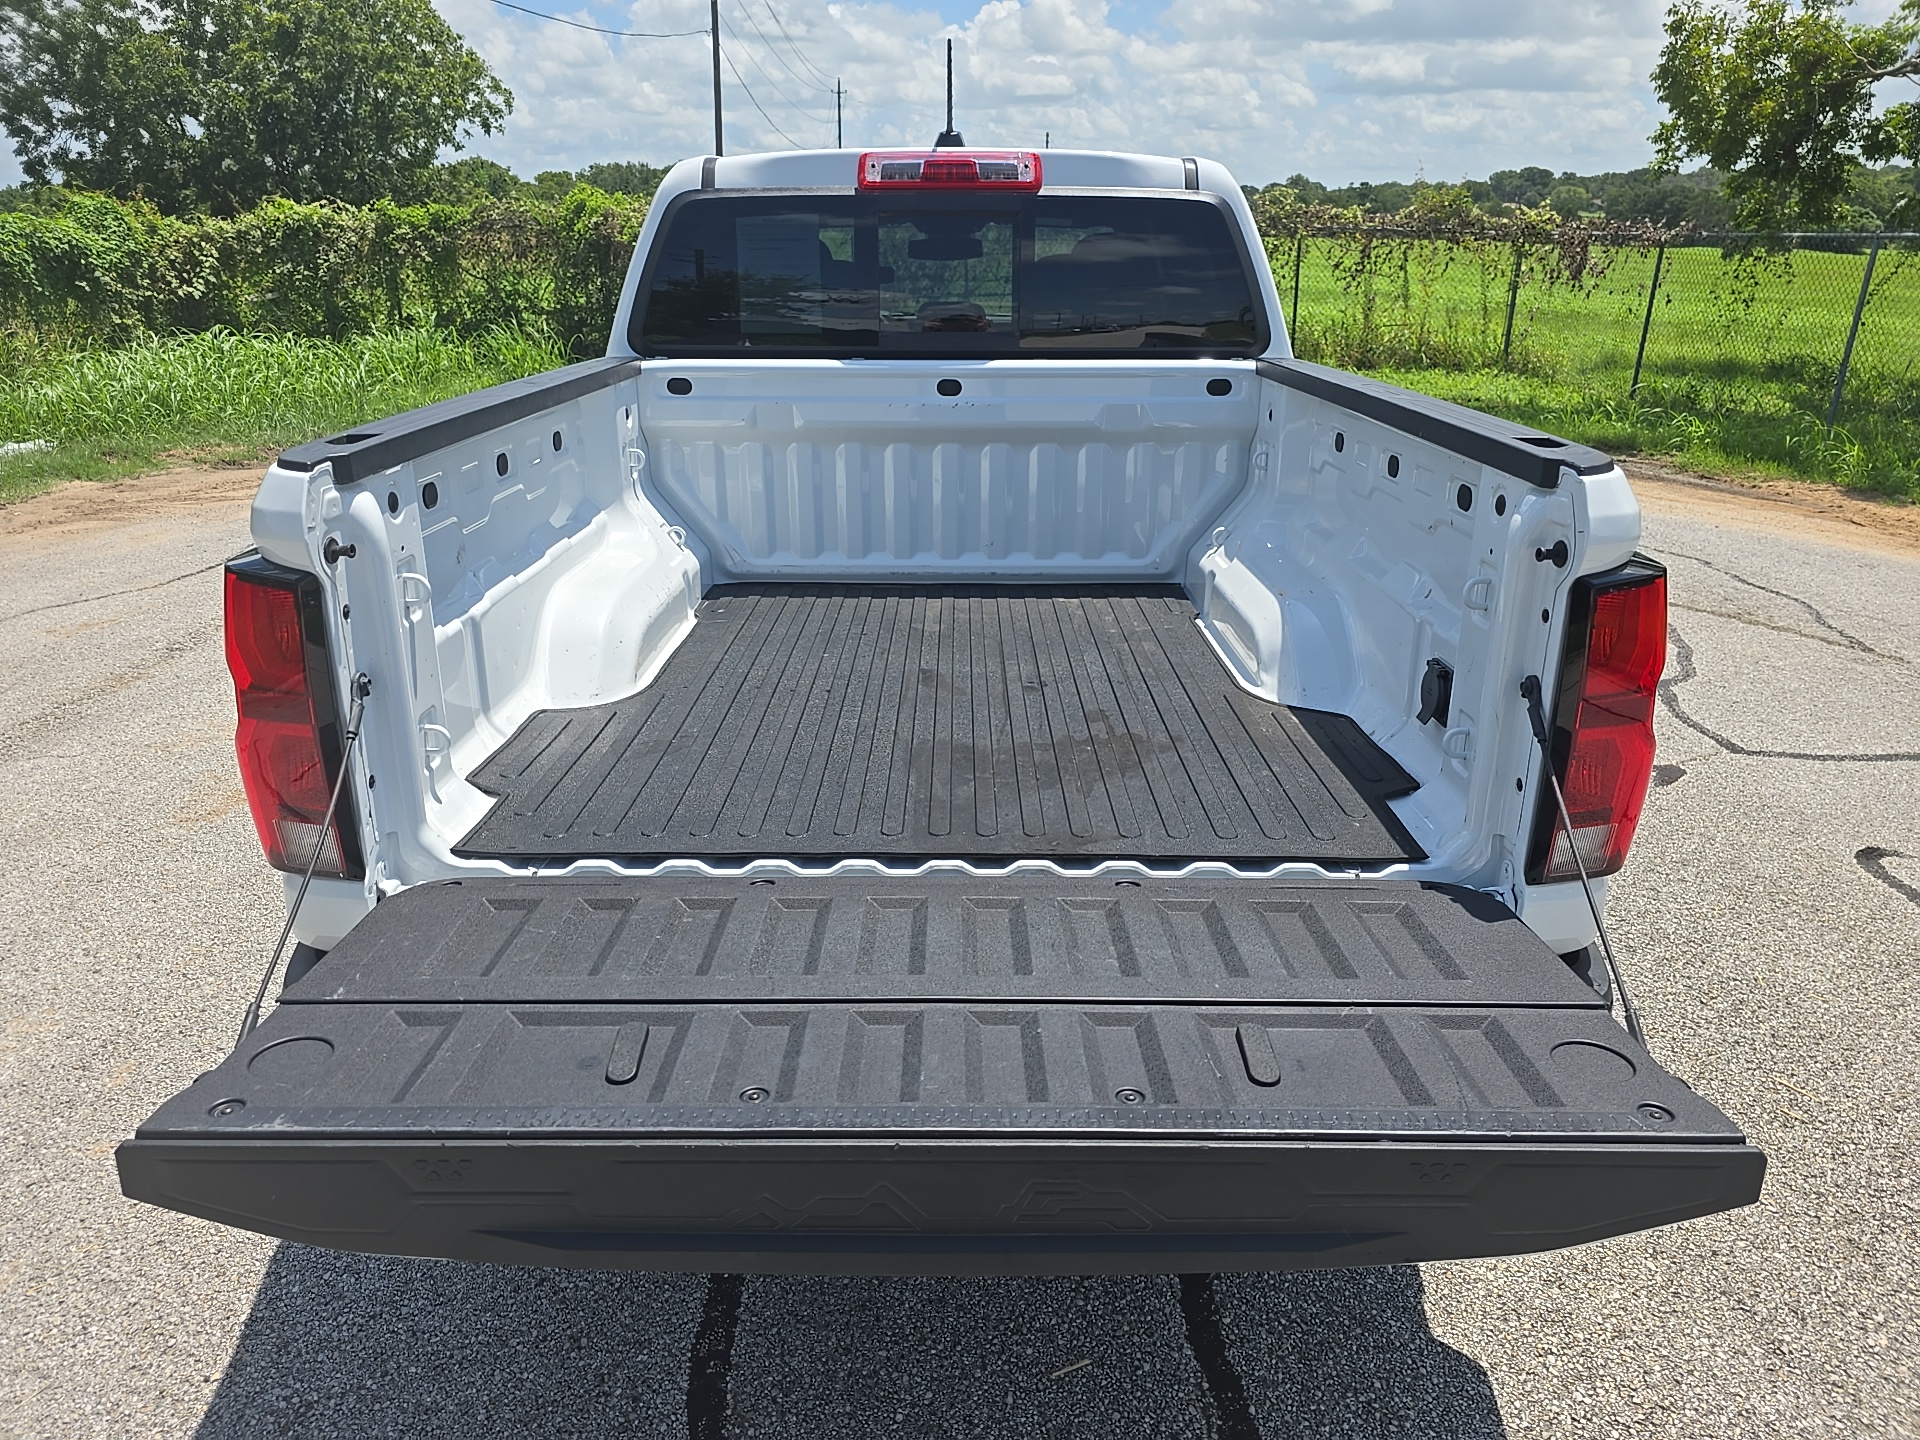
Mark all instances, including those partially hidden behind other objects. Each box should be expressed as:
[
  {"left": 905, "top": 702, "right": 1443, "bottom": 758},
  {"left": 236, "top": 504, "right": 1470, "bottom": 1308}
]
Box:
[
  {"left": 1500, "top": 244, "right": 1524, "bottom": 367},
  {"left": 1290, "top": 232, "right": 1304, "bottom": 338},
  {"left": 1629, "top": 242, "right": 1666, "bottom": 397},
  {"left": 1827, "top": 235, "right": 1881, "bottom": 428}
]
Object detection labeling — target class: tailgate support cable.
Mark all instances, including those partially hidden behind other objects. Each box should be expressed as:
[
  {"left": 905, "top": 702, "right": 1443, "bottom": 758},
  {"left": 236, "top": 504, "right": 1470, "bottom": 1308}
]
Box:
[
  {"left": 1521, "top": 675, "right": 1647, "bottom": 1046},
  {"left": 238, "top": 673, "right": 373, "bottom": 1043}
]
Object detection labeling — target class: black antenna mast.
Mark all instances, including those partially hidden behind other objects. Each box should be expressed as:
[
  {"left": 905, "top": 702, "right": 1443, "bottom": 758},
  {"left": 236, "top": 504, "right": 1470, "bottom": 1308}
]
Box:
[{"left": 934, "top": 38, "right": 965, "bottom": 147}]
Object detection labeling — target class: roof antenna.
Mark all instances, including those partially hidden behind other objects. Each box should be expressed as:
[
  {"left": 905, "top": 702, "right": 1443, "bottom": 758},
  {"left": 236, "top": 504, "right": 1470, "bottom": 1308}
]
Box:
[{"left": 934, "top": 38, "right": 965, "bottom": 148}]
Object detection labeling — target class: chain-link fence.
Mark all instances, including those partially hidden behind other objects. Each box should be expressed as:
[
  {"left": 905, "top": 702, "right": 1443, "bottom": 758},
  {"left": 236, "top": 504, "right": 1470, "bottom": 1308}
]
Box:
[{"left": 1267, "top": 229, "right": 1919, "bottom": 494}]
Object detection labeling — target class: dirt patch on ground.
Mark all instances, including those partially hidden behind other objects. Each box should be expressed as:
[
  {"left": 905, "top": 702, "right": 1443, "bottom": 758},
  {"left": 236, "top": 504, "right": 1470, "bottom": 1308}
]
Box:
[
  {"left": 0, "top": 464, "right": 261, "bottom": 542},
  {"left": 1624, "top": 460, "right": 1920, "bottom": 560}
]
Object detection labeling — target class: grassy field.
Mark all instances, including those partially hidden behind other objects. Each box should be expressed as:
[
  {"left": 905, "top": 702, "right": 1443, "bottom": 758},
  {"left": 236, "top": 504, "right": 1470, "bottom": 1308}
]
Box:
[
  {"left": 0, "top": 326, "right": 566, "bottom": 505},
  {"left": 1275, "top": 237, "right": 1920, "bottom": 498},
  {"left": 1, "top": 241, "right": 1914, "bottom": 506}
]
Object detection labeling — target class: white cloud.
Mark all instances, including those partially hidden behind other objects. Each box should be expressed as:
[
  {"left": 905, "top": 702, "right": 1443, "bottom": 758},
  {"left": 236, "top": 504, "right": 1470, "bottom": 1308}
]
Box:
[
  {"left": 433, "top": 0, "right": 1686, "bottom": 184},
  {"left": 14, "top": 0, "right": 1890, "bottom": 192}
]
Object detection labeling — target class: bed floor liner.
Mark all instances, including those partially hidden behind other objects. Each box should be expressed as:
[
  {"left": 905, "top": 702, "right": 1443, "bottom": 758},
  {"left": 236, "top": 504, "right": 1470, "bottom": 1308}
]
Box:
[{"left": 456, "top": 586, "right": 1424, "bottom": 866}]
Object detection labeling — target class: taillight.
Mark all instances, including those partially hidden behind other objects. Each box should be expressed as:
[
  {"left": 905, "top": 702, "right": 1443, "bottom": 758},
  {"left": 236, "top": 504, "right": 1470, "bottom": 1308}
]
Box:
[
  {"left": 225, "top": 556, "right": 361, "bottom": 878},
  {"left": 857, "top": 150, "right": 1042, "bottom": 191},
  {"left": 1526, "top": 555, "right": 1667, "bottom": 883}
]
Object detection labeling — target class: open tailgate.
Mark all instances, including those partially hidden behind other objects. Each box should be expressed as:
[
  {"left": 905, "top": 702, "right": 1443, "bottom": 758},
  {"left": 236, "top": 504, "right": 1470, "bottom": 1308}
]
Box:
[{"left": 119, "top": 875, "right": 1762, "bottom": 1274}]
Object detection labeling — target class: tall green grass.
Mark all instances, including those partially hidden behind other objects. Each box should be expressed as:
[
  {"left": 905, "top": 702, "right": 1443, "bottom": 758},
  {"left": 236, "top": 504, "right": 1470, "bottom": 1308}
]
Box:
[
  {"left": 1277, "top": 239, "right": 1920, "bottom": 499},
  {"left": 0, "top": 325, "right": 567, "bottom": 504}
]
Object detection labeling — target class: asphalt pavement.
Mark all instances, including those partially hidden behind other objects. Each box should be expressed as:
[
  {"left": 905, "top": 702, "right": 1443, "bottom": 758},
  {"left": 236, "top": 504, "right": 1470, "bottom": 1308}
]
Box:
[{"left": 0, "top": 466, "right": 1915, "bottom": 1439}]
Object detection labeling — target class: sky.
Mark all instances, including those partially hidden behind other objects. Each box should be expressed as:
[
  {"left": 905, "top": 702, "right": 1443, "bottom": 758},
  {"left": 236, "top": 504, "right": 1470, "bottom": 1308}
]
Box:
[{"left": 0, "top": 0, "right": 1911, "bottom": 190}]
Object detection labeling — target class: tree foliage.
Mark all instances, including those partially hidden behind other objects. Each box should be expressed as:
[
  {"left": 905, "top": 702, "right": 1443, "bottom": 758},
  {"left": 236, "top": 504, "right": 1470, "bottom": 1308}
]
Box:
[
  {"left": 1652, "top": 0, "right": 1920, "bottom": 230},
  {"left": 0, "top": 0, "right": 512, "bottom": 214}
]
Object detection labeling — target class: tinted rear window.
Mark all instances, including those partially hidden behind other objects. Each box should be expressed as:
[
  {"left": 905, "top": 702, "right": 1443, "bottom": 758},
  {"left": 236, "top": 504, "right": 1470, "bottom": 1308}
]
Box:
[{"left": 634, "top": 193, "right": 1265, "bottom": 358}]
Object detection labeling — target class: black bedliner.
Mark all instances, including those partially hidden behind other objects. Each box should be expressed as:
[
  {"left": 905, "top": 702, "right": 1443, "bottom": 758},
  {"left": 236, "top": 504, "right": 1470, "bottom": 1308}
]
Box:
[
  {"left": 456, "top": 586, "right": 1423, "bottom": 867},
  {"left": 119, "top": 874, "right": 1764, "bottom": 1274}
]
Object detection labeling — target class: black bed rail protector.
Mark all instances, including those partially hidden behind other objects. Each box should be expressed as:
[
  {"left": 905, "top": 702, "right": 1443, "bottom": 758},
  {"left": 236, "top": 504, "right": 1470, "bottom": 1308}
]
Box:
[
  {"left": 278, "top": 355, "right": 642, "bottom": 485},
  {"left": 1257, "top": 358, "right": 1614, "bottom": 488}
]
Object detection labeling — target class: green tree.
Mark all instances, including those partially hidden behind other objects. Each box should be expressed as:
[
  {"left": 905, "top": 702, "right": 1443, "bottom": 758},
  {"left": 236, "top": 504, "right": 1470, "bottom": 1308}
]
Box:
[
  {"left": 1652, "top": 0, "right": 1920, "bottom": 231},
  {"left": 577, "top": 161, "right": 666, "bottom": 198},
  {"left": 428, "top": 155, "right": 526, "bottom": 205},
  {"left": 0, "top": 0, "right": 512, "bottom": 213}
]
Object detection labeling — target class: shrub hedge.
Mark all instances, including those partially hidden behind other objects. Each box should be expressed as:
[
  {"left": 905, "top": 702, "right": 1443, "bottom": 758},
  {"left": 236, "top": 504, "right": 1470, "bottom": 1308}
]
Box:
[{"left": 0, "top": 186, "right": 651, "bottom": 357}]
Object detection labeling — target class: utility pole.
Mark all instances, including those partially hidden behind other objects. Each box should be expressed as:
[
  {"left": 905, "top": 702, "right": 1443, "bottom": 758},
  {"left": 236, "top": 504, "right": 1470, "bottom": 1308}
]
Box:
[
  {"left": 709, "top": 0, "right": 723, "bottom": 156},
  {"left": 835, "top": 79, "right": 844, "bottom": 149}
]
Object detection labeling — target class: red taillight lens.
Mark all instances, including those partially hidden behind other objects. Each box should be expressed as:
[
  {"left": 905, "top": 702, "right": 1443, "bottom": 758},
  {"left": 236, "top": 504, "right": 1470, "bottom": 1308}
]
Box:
[
  {"left": 857, "top": 150, "right": 1042, "bottom": 190},
  {"left": 225, "top": 563, "right": 358, "bottom": 878},
  {"left": 1528, "top": 558, "right": 1667, "bottom": 883}
]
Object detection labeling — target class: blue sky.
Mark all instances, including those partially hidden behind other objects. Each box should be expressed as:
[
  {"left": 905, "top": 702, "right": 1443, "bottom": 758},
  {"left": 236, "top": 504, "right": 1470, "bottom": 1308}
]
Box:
[{"left": 1, "top": 0, "right": 1911, "bottom": 190}]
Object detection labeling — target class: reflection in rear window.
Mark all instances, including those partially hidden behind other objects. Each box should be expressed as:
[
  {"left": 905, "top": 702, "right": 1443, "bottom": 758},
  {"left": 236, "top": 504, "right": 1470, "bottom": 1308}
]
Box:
[{"left": 635, "top": 194, "right": 1263, "bottom": 357}]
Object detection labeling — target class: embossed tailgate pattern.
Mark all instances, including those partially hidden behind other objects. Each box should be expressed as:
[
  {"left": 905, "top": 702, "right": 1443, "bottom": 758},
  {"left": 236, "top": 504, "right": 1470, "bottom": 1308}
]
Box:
[
  {"left": 454, "top": 587, "right": 1423, "bottom": 865},
  {"left": 155, "top": 875, "right": 1735, "bottom": 1142},
  {"left": 122, "top": 873, "right": 1763, "bottom": 1271}
]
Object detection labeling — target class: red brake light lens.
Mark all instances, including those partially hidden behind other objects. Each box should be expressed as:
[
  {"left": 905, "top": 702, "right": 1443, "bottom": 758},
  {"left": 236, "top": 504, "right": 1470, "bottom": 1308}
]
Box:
[
  {"left": 857, "top": 150, "right": 1042, "bottom": 191},
  {"left": 225, "top": 563, "right": 359, "bottom": 878},
  {"left": 1527, "top": 559, "right": 1667, "bottom": 884}
]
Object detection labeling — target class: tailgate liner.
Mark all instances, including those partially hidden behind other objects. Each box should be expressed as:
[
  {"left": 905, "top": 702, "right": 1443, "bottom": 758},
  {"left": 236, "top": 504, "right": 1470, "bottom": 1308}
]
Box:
[
  {"left": 121, "top": 875, "right": 1763, "bottom": 1272},
  {"left": 455, "top": 586, "right": 1423, "bottom": 866},
  {"left": 287, "top": 875, "right": 1606, "bottom": 1007}
]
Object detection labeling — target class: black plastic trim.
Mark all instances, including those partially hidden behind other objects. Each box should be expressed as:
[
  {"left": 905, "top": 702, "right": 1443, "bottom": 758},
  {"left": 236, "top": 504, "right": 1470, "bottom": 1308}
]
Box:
[
  {"left": 1257, "top": 358, "right": 1615, "bottom": 488},
  {"left": 277, "top": 356, "right": 641, "bottom": 485},
  {"left": 116, "top": 1135, "right": 1764, "bottom": 1275},
  {"left": 1524, "top": 553, "right": 1667, "bottom": 884},
  {"left": 224, "top": 552, "right": 365, "bottom": 879}
]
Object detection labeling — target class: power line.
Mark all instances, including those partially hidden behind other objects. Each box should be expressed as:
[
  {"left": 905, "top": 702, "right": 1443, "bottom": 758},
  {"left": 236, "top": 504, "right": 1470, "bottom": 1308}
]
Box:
[
  {"left": 485, "top": 0, "right": 705, "bottom": 39},
  {"left": 719, "top": 7, "right": 833, "bottom": 123},
  {"left": 719, "top": 11, "right": 835, "bottom": 127},
  {"left": 762, "top": 0, "right": 837, "bottom": 91},
  {"left": 719, "top": 41, "right": 804, "bottom": 147},
  {"left": 732, "top": 0, "right": 831, "bottom": 95}
]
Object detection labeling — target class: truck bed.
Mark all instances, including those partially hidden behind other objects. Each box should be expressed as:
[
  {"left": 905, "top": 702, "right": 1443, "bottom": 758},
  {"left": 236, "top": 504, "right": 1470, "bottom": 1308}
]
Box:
[{"left": 456, "top": 586, "right": 1423, "bottom": 867}]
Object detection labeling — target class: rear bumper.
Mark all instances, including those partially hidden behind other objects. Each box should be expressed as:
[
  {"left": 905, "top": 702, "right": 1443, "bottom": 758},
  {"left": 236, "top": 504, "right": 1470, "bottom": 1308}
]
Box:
[{"left": 118, "top": 1135, "right": 1764, "bottom": 1275}]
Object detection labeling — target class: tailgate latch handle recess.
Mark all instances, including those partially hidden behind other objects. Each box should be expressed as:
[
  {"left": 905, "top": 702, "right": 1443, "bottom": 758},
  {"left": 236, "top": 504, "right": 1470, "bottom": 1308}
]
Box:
[
  {"left": 606, "top": 1022, "right": 652, "bottom": 1085},
  {"left": 1236, "top": 1023, "right": 1282, "bottom": 1087}
]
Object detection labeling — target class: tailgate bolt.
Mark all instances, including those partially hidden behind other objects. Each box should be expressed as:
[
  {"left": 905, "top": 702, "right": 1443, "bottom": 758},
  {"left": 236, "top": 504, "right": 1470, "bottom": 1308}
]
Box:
[
  {"left": 1115, "top": 1088, "right": 1145, "bottom": 1105},
  {"left": 740, "top": 1087, "right": 769, "bottom": 1104},
  {"left": 1638, "top": 1103, "right": 1674, "bottom": 1124},
  {"left": 209, "top": 1099, "right": 245, "bottom": 1117}
]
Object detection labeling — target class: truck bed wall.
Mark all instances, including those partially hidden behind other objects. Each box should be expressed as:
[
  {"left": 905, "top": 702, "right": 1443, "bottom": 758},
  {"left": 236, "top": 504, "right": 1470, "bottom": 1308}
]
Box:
[{"left": 634, "top": 360, "right": 1258, "bottom": 582}]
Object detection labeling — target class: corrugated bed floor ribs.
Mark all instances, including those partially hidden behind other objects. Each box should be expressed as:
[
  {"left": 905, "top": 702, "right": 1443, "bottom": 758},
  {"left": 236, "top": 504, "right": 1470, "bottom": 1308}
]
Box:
[{"left": 456, "top": 586, "right": 1423, "bottom": 865}]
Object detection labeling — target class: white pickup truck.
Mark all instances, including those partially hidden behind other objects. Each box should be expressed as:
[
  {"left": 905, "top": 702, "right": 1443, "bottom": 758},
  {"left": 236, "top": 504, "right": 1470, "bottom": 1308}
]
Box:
[{"left": 119, "top": 147, "right": 1761, "bottom": 1274}]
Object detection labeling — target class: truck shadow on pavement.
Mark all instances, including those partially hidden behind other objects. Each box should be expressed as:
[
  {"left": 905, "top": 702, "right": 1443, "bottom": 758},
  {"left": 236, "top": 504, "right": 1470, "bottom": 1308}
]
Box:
[{"left": 195, "top": 1245, "right": 1505, "bottom": 1438}]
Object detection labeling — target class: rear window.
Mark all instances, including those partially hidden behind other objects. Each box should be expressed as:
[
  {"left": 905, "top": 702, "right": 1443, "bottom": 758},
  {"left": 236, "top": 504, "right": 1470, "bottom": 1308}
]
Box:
[{"left": 634, "top": 193, "right": 1265, "bottom": 358}]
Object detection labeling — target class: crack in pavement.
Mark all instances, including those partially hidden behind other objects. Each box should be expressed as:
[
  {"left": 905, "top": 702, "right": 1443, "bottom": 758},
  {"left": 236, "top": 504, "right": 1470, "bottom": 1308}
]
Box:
[
  {"left": 1669, "top": 601, "right": 1914, "bottom": 660},
  {"left": 1855, "top": 847, "right": 1920, "bottom": 907},
  {"left": 0, "top": 561, "right": 224, "bottom": 627},
  {"left": 1660, "top": 627, "right": 1920, "bottom": 763},
  {"left": 1651, "top": 547, "right": 1909, "bottom": 664},
  {"left": 0, "top": 622, "right": 219, "bottom": 766}
]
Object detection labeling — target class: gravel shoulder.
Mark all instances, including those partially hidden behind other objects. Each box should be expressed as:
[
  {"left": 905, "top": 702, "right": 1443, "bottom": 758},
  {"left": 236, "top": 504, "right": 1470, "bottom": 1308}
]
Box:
[{"left": 0, "top": 463, "right": 1914, "bottom": 1439}]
